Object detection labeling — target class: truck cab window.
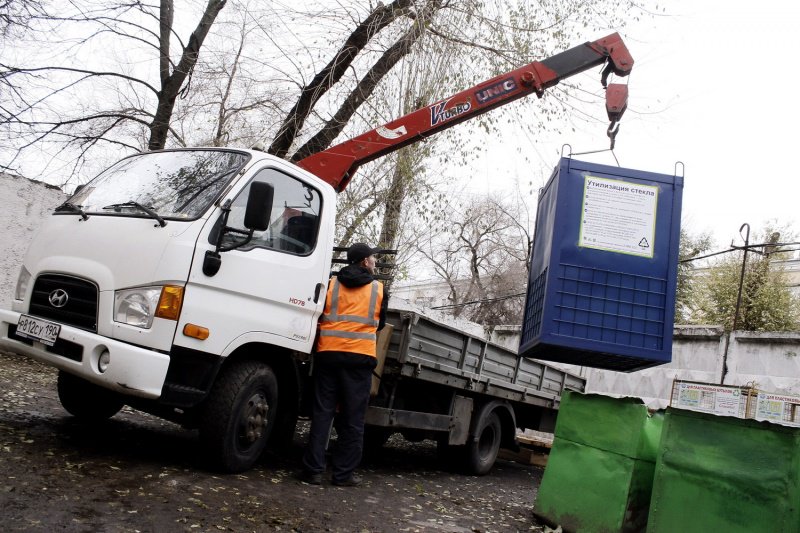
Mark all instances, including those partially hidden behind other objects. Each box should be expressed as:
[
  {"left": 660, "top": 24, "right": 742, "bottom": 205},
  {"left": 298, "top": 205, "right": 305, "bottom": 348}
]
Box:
[{"left": 217, "top": 168, "right": 321, "bottom": 255}]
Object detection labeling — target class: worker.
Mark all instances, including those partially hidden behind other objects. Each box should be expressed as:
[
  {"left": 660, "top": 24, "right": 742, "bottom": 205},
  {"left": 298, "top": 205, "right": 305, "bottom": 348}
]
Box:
[{"left": 300, "top": 242, "right": 387, "bottom": 486}]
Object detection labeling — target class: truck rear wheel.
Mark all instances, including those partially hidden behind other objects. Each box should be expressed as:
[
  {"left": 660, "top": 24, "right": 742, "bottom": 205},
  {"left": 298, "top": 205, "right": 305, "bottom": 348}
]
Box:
[
  {"left": 199, "top": 361, "right": 278, "bottom": 473},
  {"left": 464, "top": 411, "right": 501, "bottom": 476},
  {"left": 57, "top": 371, "right": 124, "bottom": 420}
]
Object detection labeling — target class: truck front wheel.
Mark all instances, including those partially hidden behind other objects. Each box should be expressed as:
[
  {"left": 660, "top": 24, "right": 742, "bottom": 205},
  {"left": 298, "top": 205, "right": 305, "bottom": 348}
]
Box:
[
  {"left": 464, "top": 411, "right": 502, "bottom": 476},
  {"left": 57, "top": 371, "right": 124, "bottom": 420},
  {"left": 199, "top": 361, "right": 278, "bottom": 473}
]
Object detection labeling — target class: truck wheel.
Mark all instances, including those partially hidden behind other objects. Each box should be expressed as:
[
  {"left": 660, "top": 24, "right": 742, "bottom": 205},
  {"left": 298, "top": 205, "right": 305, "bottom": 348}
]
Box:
[
  {"left": 199, "top": 361, "right": 278, "bottom": 473},
  {"left": 57, "top": 371, "right": 123, "bottom": 420},
  {"left": 464, "top": 411, "right": 502, "bottom": 476}
]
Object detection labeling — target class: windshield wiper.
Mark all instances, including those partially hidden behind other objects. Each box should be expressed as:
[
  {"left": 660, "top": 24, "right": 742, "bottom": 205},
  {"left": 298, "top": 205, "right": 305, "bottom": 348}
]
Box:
[
  {"left": 54, "top": 202, "right": 88, "bottom": 221},
  {"left": 103, "top": 201, "right": 167, "bottom": 227}
]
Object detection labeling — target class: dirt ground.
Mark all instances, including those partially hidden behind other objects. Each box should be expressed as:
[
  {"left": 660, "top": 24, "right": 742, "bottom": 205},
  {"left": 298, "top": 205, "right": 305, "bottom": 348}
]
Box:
[{"left": 0, "top": 350, "right": 549, "bottom": 532}]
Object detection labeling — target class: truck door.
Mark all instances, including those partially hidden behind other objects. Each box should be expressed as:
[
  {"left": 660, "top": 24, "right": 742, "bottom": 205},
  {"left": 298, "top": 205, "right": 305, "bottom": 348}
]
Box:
[{"left": 178, "top": 165, "right": 330, "bottom": 355}]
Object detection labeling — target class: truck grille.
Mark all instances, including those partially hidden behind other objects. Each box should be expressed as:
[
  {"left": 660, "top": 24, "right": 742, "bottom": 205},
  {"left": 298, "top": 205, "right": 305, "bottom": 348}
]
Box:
[{"left": 29, "top": 275, "right": 98, "bottom": 332}]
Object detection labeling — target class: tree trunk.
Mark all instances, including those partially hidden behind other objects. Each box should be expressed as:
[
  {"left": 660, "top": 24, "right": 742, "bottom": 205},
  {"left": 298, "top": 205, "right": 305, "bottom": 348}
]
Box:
[
  {"left": 148, "top": 0, "right": 228, "bottom": 150},
  {"left": 267, "top": 0, "right": 416, "bottom": 159},
  {"left": 290, "top": 14, "right": 429, "bottom": 162}
]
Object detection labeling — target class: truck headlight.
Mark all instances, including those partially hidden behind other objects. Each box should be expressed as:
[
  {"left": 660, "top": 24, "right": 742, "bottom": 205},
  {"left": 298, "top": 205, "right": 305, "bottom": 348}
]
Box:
[
  {"left": 14, "top": 267, "right": 31, "bottom": 301},
  {"left": 115, "top": 287, "right": 161, "bottom": 328},
  {"left": 114, "top": 285, "right": 184, "bottom": 329}
]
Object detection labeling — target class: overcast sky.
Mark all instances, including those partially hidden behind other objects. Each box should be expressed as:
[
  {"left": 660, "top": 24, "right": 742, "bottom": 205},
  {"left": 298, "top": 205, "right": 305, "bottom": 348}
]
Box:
[{"left": 467, "top": 0, "right": 800, "bottom": 248}]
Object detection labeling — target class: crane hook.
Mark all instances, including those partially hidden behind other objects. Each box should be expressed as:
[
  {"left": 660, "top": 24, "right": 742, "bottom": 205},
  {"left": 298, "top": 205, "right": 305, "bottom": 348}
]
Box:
[{"left": 607, "top": 121, "right": 620, "bottom": 150}]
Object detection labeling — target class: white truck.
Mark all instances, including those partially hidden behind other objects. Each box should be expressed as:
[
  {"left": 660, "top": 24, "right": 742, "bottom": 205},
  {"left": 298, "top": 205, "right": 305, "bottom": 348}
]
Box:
[{"left": 0, "top": 34, "right": 633, "bottom": 473}]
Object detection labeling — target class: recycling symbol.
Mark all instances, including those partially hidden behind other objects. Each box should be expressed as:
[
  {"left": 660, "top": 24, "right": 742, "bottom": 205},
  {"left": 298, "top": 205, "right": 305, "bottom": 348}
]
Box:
[{"left": 638, "top": 237, "right": 650, "bottom": 249}]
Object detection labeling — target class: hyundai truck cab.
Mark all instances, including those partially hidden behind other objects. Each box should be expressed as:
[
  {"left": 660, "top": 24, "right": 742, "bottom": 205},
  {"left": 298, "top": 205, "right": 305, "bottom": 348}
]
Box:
[{"left": 0, "top": 148, "right": 337, "bottom": 471}]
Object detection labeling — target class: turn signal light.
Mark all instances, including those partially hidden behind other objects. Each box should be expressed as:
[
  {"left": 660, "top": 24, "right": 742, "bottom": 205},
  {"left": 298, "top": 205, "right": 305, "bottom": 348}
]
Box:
[
  {"left": 155, "top": 286, "right": 184, "bottom": 321},
  {"left": 183, "top": 323, "right": 209, "bottom": 340}
]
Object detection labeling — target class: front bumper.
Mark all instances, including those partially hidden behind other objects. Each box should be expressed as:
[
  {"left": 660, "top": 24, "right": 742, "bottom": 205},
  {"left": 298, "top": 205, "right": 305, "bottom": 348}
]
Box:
[{"left": 0, "top": 309, "right": 169, "bottom": 399}]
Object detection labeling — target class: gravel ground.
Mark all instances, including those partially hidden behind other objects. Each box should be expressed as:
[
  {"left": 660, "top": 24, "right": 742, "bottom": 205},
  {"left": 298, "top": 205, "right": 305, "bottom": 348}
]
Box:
[{"left": 0, "top": 350, "right": 549, "bottom": 532}]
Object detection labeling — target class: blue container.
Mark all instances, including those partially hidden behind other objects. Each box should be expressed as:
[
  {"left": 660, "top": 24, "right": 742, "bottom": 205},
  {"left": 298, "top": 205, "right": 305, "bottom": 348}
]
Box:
[{"left": 519, "top": 157, "right": 683, "bottom": 371}]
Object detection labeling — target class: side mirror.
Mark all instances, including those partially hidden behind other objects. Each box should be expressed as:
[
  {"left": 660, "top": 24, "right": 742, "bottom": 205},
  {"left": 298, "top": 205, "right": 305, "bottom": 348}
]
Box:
[
  {"left": 203, "top": 181, "right": 275, "bottom": 277},
  {"left": 244, "top": 181, "right": 273, "bottom": 231},
  {"left": 203, "top": 251, "right": 222, "bottom": 276}
]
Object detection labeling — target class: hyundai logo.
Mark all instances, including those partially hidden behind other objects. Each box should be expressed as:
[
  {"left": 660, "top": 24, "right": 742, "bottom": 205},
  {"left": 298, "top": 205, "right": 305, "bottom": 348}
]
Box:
[{"left": 48, "top": 289, "right": 69, "bottom": 308}]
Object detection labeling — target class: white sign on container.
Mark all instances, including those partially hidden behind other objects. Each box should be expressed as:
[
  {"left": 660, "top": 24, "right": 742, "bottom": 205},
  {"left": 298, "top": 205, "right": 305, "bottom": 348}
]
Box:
[
  {"left": 754, "top": 392, "right": 800, "bottom": 427},
  {"left": 672, "top": 381, "right": 745, "bottom": 418},
  {"left": 579, "top": 175, "right": 658, "bottom": 258}
]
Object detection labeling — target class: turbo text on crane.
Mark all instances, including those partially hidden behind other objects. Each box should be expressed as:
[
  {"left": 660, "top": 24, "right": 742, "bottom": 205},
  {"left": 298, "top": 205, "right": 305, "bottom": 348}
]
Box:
[{"left": 430, "top": 99, "right": 472, "bottom": 126}]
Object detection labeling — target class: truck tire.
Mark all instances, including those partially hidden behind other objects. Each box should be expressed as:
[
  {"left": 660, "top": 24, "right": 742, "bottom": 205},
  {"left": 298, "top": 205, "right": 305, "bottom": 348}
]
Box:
[
  {"left": 57, "top": 371, "right": 123, "bottom": 420},
  {"left": 464, "top": 411, "right": 502, "bottom": 476},
  {"left": 199, "top": 361, "right": 278, "bottom": 473}
]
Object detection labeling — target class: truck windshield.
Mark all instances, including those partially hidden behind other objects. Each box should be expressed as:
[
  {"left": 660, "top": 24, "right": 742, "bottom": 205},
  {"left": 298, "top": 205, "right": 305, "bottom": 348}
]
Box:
[{"left": 64, "top": 150, "right": 250, "bottom": 220}]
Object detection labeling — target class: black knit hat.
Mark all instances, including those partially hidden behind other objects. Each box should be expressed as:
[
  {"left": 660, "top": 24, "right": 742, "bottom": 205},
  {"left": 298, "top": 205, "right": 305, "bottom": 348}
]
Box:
[{"left": 347, "top": 243, "right": 381, "bottom": 264}]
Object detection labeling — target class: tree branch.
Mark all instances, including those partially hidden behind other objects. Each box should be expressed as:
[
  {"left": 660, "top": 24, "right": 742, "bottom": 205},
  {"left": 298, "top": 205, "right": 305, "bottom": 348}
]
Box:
[
  {"left": 290, "top": 11, "right": 429, "bottom": 161},
  {"left": 267, "top": 0, "right": 417, "bottom": 159},
  {"left": 0, "top": 65, "right": 160, "bottom": 95}
]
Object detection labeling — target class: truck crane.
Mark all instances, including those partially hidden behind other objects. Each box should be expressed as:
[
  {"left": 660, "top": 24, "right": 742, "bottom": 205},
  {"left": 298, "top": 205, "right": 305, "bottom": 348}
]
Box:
[
  {"left": 299, "top": 32, "right": 632, "bottom": 191},
  {"left": 0, "top": 33, "right": 633, "bottom": 473}
]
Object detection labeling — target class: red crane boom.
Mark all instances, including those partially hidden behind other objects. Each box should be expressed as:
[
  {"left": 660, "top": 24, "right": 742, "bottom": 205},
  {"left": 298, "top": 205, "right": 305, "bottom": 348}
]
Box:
[{"left": 297, "top": 32, "right": 633, "bottom": 192}]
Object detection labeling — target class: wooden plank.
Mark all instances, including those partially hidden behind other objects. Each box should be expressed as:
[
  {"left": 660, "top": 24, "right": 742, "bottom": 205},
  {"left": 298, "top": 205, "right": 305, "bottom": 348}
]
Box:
[
  {"left": 371, "top": 324, "right": 394, "bottom": 396},
  {"left": 517, "top": 433, "right": 554, "bottom": 449},
  {"left": 498, "top": 448, "right": 549, "bottom": 467}
]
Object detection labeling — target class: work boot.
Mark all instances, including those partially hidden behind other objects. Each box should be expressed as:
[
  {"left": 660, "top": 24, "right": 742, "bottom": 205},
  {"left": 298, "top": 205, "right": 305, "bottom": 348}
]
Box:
[
  {"left": 297, "top": 470, "right": 322, "bottom": 485},
  {"left": 331, "top": 474, "right": 362, "bottom": 487}
]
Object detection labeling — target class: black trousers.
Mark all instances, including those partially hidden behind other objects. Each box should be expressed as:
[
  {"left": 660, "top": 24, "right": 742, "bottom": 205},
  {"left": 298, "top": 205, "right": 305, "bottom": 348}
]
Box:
[{"left": 302, "top": 351, "right": 377, "bottom": 482}]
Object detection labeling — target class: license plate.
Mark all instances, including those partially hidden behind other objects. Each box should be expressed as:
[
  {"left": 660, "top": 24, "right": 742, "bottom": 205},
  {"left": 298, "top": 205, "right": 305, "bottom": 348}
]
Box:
[{"left": 16, "top": 314, "right": 61, "bottom": 346}]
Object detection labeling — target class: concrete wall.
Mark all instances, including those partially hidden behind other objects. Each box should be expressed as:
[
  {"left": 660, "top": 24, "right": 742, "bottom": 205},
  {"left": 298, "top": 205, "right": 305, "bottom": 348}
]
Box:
[
  {"left": 580, "top": 326, "right": 722, "bottom": 408},
  {"left": 0, "top": 173, "right": 67, "bottom": 308},
  {"left": 492, "top": 326, "right": 800, "bottom": 409},
  {"left": 727, "top": 331, "right": 800, "bottom": 392}
]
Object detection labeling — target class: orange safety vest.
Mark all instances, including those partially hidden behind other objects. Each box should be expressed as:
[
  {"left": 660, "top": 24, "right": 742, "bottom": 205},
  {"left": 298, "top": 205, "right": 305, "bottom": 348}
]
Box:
[{"left": 316, "top": 277, "right": 384, "bottom": 357}]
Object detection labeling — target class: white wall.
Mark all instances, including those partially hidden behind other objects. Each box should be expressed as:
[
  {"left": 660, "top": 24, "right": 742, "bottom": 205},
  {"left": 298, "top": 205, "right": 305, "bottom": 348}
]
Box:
[
  {"left": 494, "top": 325, "right": 800, "bottom": 409},
  {"left": 581, "top": 326, "right": 727, "bottom": 408},
  {"left": 727, "top": 331, "right": 800, "bottom": 392},
  {"left": 0, "top": 173, "right": 67, "bottom": 308}
]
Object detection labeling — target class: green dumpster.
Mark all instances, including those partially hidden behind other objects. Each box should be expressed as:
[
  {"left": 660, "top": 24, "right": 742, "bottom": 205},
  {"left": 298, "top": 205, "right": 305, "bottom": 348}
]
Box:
[
  {"left": 647, "top": 408, "right": 800, "bottom": 533},
  {"left": 534, "top": 391, "right": 663, "bottom": 533}
]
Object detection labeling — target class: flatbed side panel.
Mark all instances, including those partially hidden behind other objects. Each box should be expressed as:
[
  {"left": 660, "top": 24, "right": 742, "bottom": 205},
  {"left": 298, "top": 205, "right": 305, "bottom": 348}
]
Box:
[
  {"left": 385, "top": 308, "right": 586, "bottom": 398},
  {"left": 482, "top": 344, "right": 519, "bottom": 383},
  {"left": 515, "top": 358, "right": 547, "bottom": 390},
  {"left": 397, "top": 364, "right": 559, "bottom": 408},
  {"left": 384, "top": 322, "right": 407, "bottom": 363},
  {"left": 564, "top": 372, "right": 587, "bottom": 393},
  {"left": 407, "top": 319, "right": 475, "bottom": 371},
  {"left": 464, "top": 338, "right": 482, "bottom": 374}
]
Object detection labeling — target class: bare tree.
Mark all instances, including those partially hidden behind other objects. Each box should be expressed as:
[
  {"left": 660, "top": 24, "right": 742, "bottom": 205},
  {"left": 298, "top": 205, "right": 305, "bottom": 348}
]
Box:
[
  {"left": 257, "top": 0, "right": 640, "bottom": 165},
  {"left": 175, "top": 2, "right": 284, "bottom": 148},
  {"left": 1, "top": 0, "right": 228, "bottom": 180},
  {"left": 674, "top": 228, "right": 714, "bottom": 323},
  {"left": 2, "top": 0, "right": 645, "bottom": 207},
  {"left": 149, "top": 0, "right": 228, "bottom": 150},
  {"left": 416, "top": 192, "right": 533, "bottom": 326},
  {"left": 0, "top": 0, "right": 46, "bottom": 36},
  {"left": 267, "top": 0, "right": 424, "bottom": 160}
]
